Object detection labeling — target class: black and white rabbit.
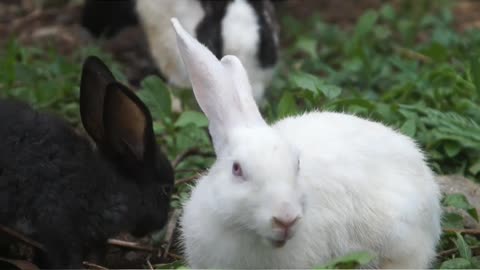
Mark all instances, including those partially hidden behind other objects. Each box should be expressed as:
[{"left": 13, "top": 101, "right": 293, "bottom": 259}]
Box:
[
  {"left": 82, "top": 0, "right": 280, "bottom": 103},
  {"left": 0, "top": 56, "right": 174, "bottom": 268},
  {"left": 137, "top": 0, "right": 279, "bottom": 103}
]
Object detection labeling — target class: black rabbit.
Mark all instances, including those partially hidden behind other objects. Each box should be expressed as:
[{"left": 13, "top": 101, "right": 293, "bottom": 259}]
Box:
[{"left": 0, "top": 56, "right": 174, "bottom": 268}]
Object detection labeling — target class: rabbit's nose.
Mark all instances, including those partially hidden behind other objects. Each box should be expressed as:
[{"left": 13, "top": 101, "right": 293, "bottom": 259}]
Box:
[{"left": 272, "top": 216, "right": 300, "bottom": 231}]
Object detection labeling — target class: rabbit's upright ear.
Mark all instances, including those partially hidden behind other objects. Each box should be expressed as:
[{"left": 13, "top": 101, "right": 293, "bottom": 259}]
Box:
[
  {"left": 171, "top": 18, "right": 266, "bottom": 154},
  {"left": 80, "top": 56, "right": 116, "bottom": 143},
  {"left": 102, "top": 82, "right": 155, "bottom": 166}
]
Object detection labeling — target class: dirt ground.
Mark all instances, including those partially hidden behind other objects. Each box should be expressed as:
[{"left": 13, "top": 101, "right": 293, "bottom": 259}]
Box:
[{"left": 1, "top": 0, "right": 480, "bottom": 269}]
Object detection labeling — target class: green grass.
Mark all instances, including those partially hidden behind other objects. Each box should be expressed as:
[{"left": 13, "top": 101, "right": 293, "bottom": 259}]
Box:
[
  {"left": 269, "top": 2, "right": 480, "bottom": 180},
  {"left": 2, "top": 0, "right": 480, "bottom": 268}
]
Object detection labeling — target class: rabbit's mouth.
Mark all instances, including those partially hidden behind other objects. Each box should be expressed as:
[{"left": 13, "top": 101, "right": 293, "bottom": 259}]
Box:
[
  {"left": 270, "top": 239, "right": 287, "bottom": 248},
  {"left": 266, "top": 234, "right": 293, "bottom": 248}
]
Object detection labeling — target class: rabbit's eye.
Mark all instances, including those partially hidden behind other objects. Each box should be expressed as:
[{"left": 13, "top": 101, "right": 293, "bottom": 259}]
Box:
[{"left": 232, "top": 162, "right": 243, "bottom": 177}]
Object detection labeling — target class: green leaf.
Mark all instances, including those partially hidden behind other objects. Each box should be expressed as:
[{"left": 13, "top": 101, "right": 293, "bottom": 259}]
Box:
[
  {"left": 400, "top": 119, "right": 416, "bottom": 137},
  {"left": 175, "top": 111, "right": 209, "bottom": 128},
  {"left": 277, "top": 92, "right": 297, "bottom": 118},
  {"left": 379, "top": 4, "right": 395, "bottom": 21},
  {"left": 290, "top": 72, "right": 318, "bottom": 93},
  {"left": 443, "top": 194, "right": 479, "bottom": 221},
  {"left": 138, "top": 76, "right": 172, "bottom": 120},
  {"left": 421, "top": 42, "right": 448, "bottom": 62},
  {"left": 455, "top": 232, "right": 472, "bottom": 260},
  {"left": 315, "top": 251, "right": 375, "bottom": 269},
  {"left": 469, "top": 159, "right": 480, "bottom": 176},
  {"left": 443, "top": 141, "right": 462, "bottom": 158},
  {"left": 290, "top": 72, "right": 342, "bottom": 99},
  {"left": 440, "top": 258, "right": 472, "bottom": 269},
  {"left": 295, "top": 37, "right": 318, "bottom": 59},
  {"left": 153, "top": 122, "right": 166, "bottom": 135},
  {"left": 444, "top": 194, "right": 474, "bottom": 211},
  {"left": 470, "top": 57, "right": 480, "bottom": 95},
  {"left": 317, "top": 83, "right": 342, "bottom": 100},
  {"left": 354, "top": 10, "right": 379, "bottom": 39},
  {"left": 442, "top": 212, "right": 465, "bottom": 229}
]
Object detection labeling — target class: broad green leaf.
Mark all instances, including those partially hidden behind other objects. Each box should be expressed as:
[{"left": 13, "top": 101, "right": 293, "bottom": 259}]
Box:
[
  {"left": 315, "top": 251, "right": 375, "bottom": 269},
  {"left": 317, "top": 83, "right": 342, "bottom": 99},
  {"left": 379, "top": 4, "right": 395, "bottom": 21},
  {"left": 443, "top": 194, "right": 479, "bottom": 221},
  {"left": 421, "top": 42, "right": 448, "bottom": 62},
  {"left": 277, "top": 92, "right": 297, "bottom": 118},
  {"left": 444, "top": 194, "right": 474, "bottom": 210},
  {"left": 443, "top": 141, "right": 461, "bottom": 158},
  {"left": 138, "top": 75, "right": 172, "bottom": 120},
  {"left": 289, "top": 72, "right": 342, "bottom": 99},
  {"left": 400, "top": 119, "right": 416, "bottom": 137},
  {"left": 455, "top": 232, "right": 472, "bottom": 260},
  {"left": 354, "top": 10, "right": 379, "bottom": 39},
  {"left": 153, "top": 122, "right": 166, "bottom": 135},
  {"left": 290, "top": 72, "right": 318, "bottom": 93},
  {"left": 442, "top": 212, "right": 465, "bottom": 229},
  {"left": 295, "top": 37, "right": 318, "bottom": 59},
  {"left": 469, "top": 159, "right": 480, "bottom": 176},
  {"left": 175, "top": 111, "right": 209, "bottom": 128},
  {"left": 440, "top": 258, "right": 472, "bottom": 269}
]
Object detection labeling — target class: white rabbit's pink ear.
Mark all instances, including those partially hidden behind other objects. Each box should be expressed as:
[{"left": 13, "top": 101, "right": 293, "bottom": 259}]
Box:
[
  {"left": 220, "top": 55, "right": 265, "bottom": 125},
  {"left": 171, "top": 18, "right": 266, "bottom": 153}
]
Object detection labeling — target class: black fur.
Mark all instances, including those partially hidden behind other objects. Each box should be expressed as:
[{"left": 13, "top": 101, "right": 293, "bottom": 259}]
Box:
[
  {"left": 81, "top": 0, "right": 138, "bottom": 38},
  {"left": 247, "top": 0, "right": 279, "bottom": 68},
  {"left": 0, "top": 56, "right": 174, "bottom": 268},
  {"left": 195, "top": 0, "right": 279, "bottom": 67},
  {"left": 196, "top": 0, "right": 232, "bottom": 59}
]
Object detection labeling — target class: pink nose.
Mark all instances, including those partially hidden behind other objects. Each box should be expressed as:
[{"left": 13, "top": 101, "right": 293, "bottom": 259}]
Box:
[{"left": 272, "top": 216, "right": 300, "bottom": 231}]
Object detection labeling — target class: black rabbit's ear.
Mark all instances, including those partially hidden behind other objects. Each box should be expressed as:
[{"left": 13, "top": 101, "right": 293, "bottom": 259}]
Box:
[
  {"left": 80, "top": 56, "right": 116, "bottom": 143},
  {"left": 103, "top": 82, "right": 155, "bottom": 164}
]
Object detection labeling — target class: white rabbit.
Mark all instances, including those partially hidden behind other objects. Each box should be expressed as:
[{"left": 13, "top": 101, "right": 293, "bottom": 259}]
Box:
[
  {"left": 136, "top": 0, "right": 279, "bottom": 103},
  {"left": 171, "top": 18, "right": 442, "bottom": 269}
]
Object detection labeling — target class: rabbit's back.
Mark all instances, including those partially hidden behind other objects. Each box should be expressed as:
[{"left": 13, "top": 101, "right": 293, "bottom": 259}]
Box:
[
  {"left": 0, "top": 100, "right": 133, "bottom": 247},
  {"left": 273, "top": 111, "right": 441, "bottom": 268}
]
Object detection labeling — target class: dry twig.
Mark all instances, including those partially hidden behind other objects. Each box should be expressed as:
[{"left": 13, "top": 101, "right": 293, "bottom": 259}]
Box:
[
  {"left": 145, "top": 255, "right": 154, "bottom": 270},
  {"left": 82, "top": 261, "right": 108, "bottom": 270},
  {"left": 172, "top": 147, "right": 213, "bottom": 168},
  {"left": 437, "top": 245, "right": 480, "bottom": 258},
  {"left": 443, "top": 228, "right": 480, "bottom": 235},
  {"left": 0, "top": 257, "right": 40, "bottom": 270},
  {"left": 161, "top": 209, "right": 181, "bottom": 258},
  {"left": 107, "top": 238, "right": 182, "bottom": 260},
  {"left": 0, "top": 225, "right": 45, "bottom": 251},
  {"left": 394, "top": 46, "right": 432, "bottom": 64},
  {"left": 175, "top": 168, "right": 203, "bottom": 174},
  {"left": 107, "top": 238, "right": 154, "bottom": 252},
  {"left": 173, "top": 148, "right": 200, "bottom": 168},
  {"left": 175, "top": 174, "right": 201, "bottom": 186}
]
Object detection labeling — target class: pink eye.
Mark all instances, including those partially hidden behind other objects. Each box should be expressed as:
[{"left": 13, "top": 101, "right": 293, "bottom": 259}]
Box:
[{"left": 232, "top": 162, "right": 243, "bottom": 177}]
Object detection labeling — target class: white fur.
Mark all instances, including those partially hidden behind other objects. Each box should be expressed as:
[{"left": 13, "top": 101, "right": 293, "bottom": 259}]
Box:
[
  {"left": 173, "top": 19, "right": 442, "bottom": 269},
  {"left": 136, "top": 0, "right": 204, "bottom": 88},
  {"left": 136, "top": 0, "right": 276, "bottom": 102},
  {"left": 222, "top": 0, "right": 275, "bottom": 102}
]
